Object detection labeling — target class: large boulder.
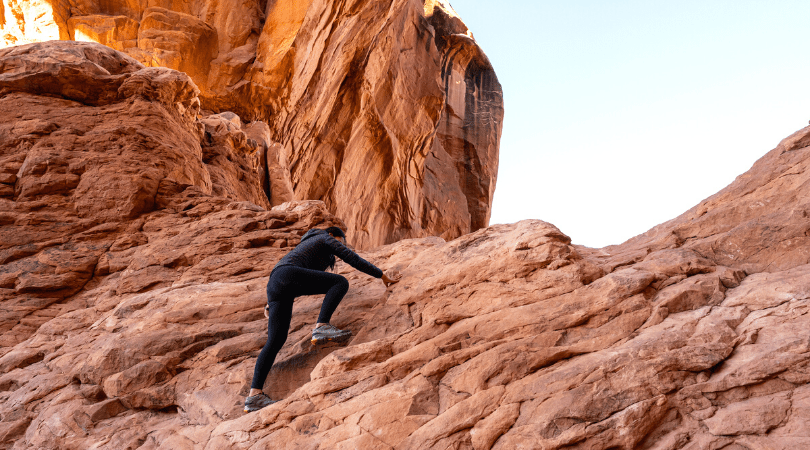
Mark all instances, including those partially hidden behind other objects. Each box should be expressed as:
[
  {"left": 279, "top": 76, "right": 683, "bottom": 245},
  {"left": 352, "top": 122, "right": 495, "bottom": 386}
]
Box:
[{"left": 0, "top": 41, "right": 310, "bottom": 348}]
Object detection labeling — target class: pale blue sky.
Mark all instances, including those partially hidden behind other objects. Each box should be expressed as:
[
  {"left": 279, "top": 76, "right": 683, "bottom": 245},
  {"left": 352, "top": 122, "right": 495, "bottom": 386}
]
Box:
[{"left": 450, "top": 0, "right": 810, "bottom": 247}]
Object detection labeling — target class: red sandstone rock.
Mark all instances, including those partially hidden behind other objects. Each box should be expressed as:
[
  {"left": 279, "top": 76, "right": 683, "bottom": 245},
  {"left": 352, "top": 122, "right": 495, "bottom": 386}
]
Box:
[
  {"left": 1, "top": 0, "right": 504, "bottom": 249},
  {"left": 0, "top": 42, "right": 339, "bottom": 350},
  {"left": 3, "top": 39, "right": 810, "bottom": 450}
]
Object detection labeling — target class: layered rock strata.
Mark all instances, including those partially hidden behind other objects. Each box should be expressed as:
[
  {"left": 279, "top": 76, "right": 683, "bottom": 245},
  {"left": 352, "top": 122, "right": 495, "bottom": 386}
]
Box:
[
  {"left": 1, "top": 0, "right": 504, "bottom": 249},
  {"left": 2, "top": 40, "right": 810, "bottom": 449},
  {"left": 0, "top": 41, "right": 341, "bottom": 348}
]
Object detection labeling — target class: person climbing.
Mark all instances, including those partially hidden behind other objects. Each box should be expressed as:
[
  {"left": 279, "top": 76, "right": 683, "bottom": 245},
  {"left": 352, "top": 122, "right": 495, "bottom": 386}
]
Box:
[{"left": 244, "top": 226, "right": 401, "bottom": 413}]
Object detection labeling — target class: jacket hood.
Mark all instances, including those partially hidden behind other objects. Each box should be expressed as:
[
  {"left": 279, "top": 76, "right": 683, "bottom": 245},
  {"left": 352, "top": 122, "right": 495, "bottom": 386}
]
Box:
[{"left": 301, "top": 228, "right": 328, "bottom": 242}]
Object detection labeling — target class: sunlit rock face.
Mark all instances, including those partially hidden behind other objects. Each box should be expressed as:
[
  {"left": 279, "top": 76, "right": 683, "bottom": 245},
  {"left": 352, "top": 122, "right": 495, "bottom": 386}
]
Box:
[{"left": 0, "top": 0, "right": 504, "bottom": 249}]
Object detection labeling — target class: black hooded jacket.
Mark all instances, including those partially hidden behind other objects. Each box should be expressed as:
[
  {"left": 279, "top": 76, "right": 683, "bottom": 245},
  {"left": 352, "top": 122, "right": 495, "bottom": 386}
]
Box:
[{"left": 274, "top": 229, "right": 383, "bottom": 278}]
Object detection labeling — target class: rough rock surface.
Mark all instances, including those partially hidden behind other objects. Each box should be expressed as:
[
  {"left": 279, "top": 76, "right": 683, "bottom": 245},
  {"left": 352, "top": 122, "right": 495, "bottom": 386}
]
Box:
[
  {"left": 1, "top": 0, "right": 504, "bottom": 249},
  {"left": 3, "top": 43, "right": 810, "bottom": 450}
]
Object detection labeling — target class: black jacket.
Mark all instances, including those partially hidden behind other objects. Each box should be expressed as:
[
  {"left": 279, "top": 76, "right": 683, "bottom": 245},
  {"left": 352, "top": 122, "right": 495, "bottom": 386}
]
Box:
[{"left": 275, "top": 229, "right": 383, "bottom": 278}]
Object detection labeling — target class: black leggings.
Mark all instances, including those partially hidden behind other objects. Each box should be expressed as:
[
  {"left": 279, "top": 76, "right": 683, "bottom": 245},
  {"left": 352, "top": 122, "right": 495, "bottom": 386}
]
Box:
[{"left": 250, "top": 265, "right": 350, "bottom": 390}]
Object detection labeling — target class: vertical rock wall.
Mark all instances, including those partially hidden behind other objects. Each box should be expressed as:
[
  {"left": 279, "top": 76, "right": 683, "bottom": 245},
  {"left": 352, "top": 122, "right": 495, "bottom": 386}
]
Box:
[{"left": 0, "top": 0, "right": 504, "bottom": 249}]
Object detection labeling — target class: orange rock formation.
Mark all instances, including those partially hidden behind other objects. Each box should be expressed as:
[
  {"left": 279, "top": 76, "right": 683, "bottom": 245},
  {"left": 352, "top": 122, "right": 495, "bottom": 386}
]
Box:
[
  {"left": 1, "top": 0, "right": 504, "bottom": 249},
  {"left": 2, "top": 40, "right": 810, "bottom": 449}
]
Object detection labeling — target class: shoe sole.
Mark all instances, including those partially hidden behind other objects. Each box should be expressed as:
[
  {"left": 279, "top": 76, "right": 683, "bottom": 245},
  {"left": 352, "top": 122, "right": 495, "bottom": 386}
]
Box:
[
  {"left": 311, "top": 334, "right": 352, "bottom": 345},
  {"left": 244, "top": 403, "right": 277, "bottom": 413},
  {"left": 244, "top": 407, "right": 268, "bottom": 413}
]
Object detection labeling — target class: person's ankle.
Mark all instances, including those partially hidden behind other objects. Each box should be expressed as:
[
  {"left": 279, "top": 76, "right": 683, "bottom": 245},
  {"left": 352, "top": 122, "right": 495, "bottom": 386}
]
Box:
[
  {"left": 314, "top": 322, "right": 329, "bottom": 329},
  {"left": 249, "top": 389, "right": 263, "bottom": 397}
]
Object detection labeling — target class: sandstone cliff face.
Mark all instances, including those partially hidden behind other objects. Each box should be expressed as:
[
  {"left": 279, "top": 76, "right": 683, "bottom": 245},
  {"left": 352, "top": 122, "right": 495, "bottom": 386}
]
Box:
[
  {"left": 1, "top": 0, "right": 504, "bottom": 249},
  {"left": 2, "top": 41, "right": 810, "bottom": 450}
]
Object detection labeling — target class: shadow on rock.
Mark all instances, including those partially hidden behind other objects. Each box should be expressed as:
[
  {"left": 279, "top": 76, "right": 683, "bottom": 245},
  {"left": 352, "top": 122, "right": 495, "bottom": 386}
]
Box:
[{"left": 264, "top": 337, "right": 350, "bottom": 400}]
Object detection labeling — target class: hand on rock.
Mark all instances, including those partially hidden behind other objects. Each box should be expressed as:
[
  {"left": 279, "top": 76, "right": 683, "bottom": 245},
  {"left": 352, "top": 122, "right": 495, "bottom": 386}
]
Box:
[{"left": 382, "top": 272, "right": 401, "bottom": 288}]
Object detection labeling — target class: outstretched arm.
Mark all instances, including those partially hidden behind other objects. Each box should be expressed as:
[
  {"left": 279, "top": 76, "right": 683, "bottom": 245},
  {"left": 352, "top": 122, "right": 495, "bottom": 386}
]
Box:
[{"left": 325, "top": 235, "right": 383, "bottom": 278}]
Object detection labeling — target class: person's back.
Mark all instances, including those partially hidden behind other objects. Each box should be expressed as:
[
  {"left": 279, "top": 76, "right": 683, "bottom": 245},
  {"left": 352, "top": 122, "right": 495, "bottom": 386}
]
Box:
[{"left": 276, "top": 228, "right": 381, "bottom": 277}]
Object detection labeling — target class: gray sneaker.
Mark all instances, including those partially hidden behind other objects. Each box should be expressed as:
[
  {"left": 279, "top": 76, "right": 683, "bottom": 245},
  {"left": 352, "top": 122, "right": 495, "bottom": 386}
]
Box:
[
  {"left": 311, "top": 324, "right": 352, "bottom": 345},
  {"left": 244, "top": 393, "right": 276, "bottom": 413}
]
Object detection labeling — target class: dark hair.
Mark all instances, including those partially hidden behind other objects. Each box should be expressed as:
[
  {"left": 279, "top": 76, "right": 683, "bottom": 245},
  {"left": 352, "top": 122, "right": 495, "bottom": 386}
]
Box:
[
  {"left": 325, "top": 226, "right": 346, "bottom": 238},
  {"left": 324, "top": 227, "right": 346, "bottom": 271}
]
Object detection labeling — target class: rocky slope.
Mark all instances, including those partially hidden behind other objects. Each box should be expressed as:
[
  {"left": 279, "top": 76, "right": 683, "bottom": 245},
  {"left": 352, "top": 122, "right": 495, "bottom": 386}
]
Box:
[
  {"left": 2, "top": 36, "right": 810, "bottom": 450},
  {"left": 1, "top": 0, "right": 504, "bottom": 249}
]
